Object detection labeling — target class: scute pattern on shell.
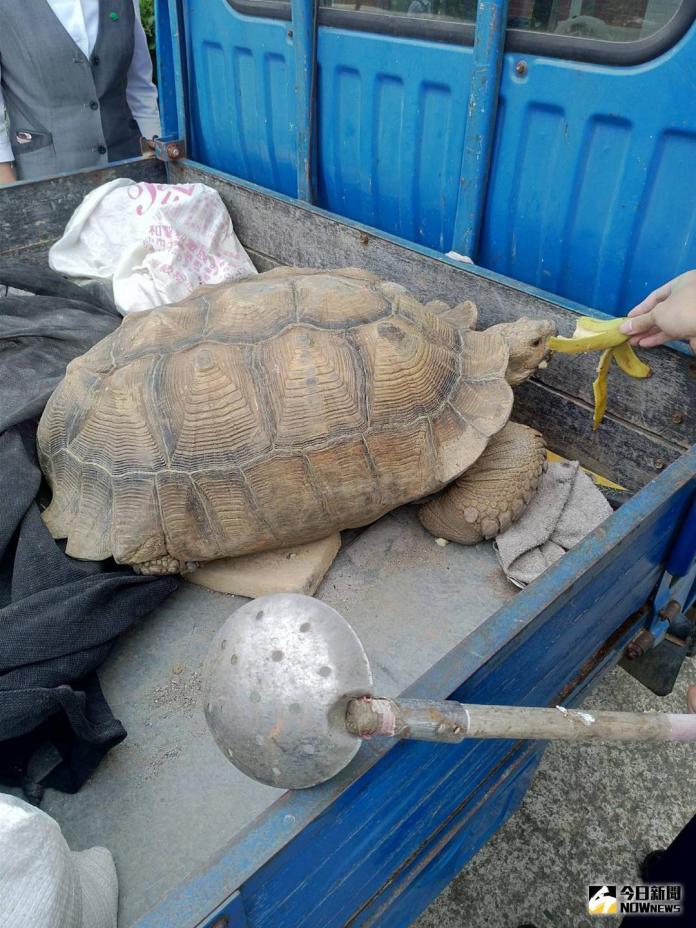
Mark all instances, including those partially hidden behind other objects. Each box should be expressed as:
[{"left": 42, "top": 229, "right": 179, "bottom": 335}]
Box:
[{"left": 37, "top": 268, "right": 513, "bottom": 567}]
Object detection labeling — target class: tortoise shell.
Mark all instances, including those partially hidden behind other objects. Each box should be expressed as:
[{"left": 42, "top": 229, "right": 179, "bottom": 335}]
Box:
[{"left": 37, "top": 267, "right": 513, "bottom": 567}]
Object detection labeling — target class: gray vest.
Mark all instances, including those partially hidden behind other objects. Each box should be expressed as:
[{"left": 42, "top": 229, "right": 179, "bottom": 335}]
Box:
[{"left": 0, "top": 0, "right": 142, "bottom": 180}]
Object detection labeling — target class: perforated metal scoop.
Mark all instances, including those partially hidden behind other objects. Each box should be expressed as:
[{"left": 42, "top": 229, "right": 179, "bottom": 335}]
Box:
[
  {"left": 203, "top": 594, "right": 696, "bottom": 790},
  {"left": 203, "top": 594, "right": 373, "bottom": 788}
]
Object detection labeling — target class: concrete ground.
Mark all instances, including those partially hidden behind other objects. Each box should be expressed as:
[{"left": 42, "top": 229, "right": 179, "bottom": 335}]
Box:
[{"left": 415, "top": 657, "right": 696, "bottom": 928}]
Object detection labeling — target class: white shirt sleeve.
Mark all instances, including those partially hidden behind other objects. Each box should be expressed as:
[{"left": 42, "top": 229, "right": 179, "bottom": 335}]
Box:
[
  {"left": 127, "top": 0, "right": 162, "bottom": 139},
  {"left": 0, "top": 71, "right": 14, "bottom": 163}
]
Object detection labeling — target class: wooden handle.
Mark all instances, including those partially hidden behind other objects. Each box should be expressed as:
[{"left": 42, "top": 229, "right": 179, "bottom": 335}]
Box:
[{"left": 345, "top": 697, "right": 696, "bottom": 744}]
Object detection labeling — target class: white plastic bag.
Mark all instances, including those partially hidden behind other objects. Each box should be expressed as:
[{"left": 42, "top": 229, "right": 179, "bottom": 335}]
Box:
[
  {"left": 0, "top": 793, "right": 118, "bottom": 928},
  {"left": 49, "top": 179, "right": 257, "bottom": 315}
]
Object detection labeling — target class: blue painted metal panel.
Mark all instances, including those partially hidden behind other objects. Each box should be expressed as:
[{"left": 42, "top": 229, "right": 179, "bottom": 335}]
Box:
[
  {"left": 137, "top": 444, "right": 696, "bottom": 928},
  {"left": 178, "top": 0, "right": 474, "bottom": 249},
  {"left": 176, "top": 2, "right": 696, "bottom": 315},
  {"left": 667, "top": 497, "right": 696, "bottom": 579},
  {"left": 479, "top": 25, "right": 696, "bottom": 314},
  {"left": 315, "top": 30, "right": 473, "bottom": 251},
  {"left": 201, "top": 892, "right": 249, "bottom": 928},
  {"left": 648, "top": 495, "right": 696, "bottom": 645},
  {"left": 183, "top": 1, "right": 297, "bottom": 196},
  {"left": 351, "top": 745, "right": 541, "bottom": 928}
]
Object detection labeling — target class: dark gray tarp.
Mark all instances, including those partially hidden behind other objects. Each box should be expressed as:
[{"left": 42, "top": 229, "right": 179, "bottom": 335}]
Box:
[{"left": 0, "top": 260, "right": 178, "bottom": 802}]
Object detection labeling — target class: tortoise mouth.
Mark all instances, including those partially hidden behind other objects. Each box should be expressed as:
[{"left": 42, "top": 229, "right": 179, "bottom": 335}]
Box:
[{"left": 536, "top": 325, "right": 557, "bottom": 368}]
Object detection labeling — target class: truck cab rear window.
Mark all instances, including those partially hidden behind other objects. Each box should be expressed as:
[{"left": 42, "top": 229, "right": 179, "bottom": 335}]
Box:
[
  {"left": 513, "top": 0, "right": 682, "bottom": 40},
  {"left": 228, "top": 0, "right": 694, "bottom": 64},
  {"left": 320, "top": 0, "right": 681, "bottom": 42}
]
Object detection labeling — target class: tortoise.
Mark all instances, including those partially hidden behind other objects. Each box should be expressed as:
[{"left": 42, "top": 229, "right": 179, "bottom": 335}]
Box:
[{"left": 37, "top": 267, "right": 555, "bottom": 575}]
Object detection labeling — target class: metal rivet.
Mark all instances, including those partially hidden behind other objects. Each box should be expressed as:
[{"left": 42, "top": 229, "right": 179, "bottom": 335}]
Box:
[
  {"left": 654, "top": 459, "right": 665, "bottom": 470},
  {"left": 515, "top": 60, "right": 528, "bottom": 76},
  {"left": 359, "top": 232, "right": 369, "bottom": 245},
  {"left": 671, "top": 411, "right": 684, "bottom": 425}
]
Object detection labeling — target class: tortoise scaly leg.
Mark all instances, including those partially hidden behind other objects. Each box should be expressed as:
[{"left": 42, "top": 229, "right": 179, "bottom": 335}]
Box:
[
  {"left": 132, "top": 556, "right": 200, "bottom": 576},
  {"left": 418, "top": 422, "right": 546, "bottom": 544}
]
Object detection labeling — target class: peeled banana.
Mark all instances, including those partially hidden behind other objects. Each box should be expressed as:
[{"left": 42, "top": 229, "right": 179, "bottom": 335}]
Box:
[{"left": 548, "top": 316, "right": 652, "bottom": 430}]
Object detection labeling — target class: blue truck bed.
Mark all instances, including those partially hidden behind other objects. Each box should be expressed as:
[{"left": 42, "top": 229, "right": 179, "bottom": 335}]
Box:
[{"left": 1, "top": 159, "right": 694, "bottom": 928}]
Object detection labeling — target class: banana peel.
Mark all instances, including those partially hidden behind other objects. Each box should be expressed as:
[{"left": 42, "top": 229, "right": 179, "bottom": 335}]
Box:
[
  {"left": 592, "top": 349, "right": 613, "bottom": 430},
  {"left": 612, "top": 341, "right": 651, "bottom": 379},
  {"left": 548, "top": 316, "right": 652, "bottom": 430}
]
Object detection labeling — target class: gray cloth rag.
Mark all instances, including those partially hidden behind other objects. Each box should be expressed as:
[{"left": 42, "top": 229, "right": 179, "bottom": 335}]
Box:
[{"left": 495, "top": 461, "right": 613, "bottom": 587}]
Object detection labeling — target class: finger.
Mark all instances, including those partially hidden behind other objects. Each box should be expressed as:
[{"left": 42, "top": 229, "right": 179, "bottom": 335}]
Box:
[
  {"left": 627, "top": 282, "right": 672, "bottom": 317},
  {"left": 620, "top": 311, "right": 657, "bottom": 335},
  {"left": 636, "top": 332, "right": 670, "bottom": 348},
  {"left": 629, "top": 327, "right": 660, "bottom": 345}
]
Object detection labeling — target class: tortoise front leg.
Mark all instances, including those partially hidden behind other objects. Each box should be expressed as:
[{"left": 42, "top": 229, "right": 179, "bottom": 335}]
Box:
[
  {"left": 132, "top": 556, "right": 200, "bottom": 576},
  {"left": 418, "top": 422, "right": 546, "bottom": 544}
]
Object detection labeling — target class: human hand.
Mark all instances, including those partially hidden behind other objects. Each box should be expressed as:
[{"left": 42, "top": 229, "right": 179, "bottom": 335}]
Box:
[{"left": 619, "top": 270, "right": 696, "bottom": 352}]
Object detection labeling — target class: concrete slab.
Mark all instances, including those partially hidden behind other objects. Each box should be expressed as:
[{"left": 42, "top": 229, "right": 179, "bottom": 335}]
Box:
[{"left": 185, "top": 533, "right": 341, "bottom": 597}]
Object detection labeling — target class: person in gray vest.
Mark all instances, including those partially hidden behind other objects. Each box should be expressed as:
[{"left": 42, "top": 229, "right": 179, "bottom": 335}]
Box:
[{"left": 0, "top": 0, "right": 160, "bottom": 184}]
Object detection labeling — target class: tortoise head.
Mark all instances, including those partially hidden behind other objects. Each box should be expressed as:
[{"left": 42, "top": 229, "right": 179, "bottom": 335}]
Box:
[{"left": 487, "top": 317, "right": 556, "bottom": 386}]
